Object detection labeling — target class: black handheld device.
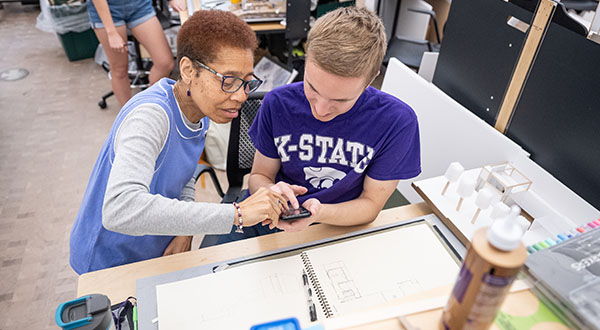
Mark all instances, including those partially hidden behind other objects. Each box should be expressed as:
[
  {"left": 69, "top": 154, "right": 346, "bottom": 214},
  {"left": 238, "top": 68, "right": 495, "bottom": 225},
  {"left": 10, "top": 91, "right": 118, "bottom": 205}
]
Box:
[{"left": 280, "top": 205, "right": 311, "bottom": 221}]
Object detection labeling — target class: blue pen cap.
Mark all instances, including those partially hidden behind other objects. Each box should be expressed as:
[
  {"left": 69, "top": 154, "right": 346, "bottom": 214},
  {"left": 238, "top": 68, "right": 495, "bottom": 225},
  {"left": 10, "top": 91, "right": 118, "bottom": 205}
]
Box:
[
  {"left": 250, "top": 317, "right": 301, "bottom": 330},
  {"left": 56, "top": 294, "right": 115, "bottom": 330}
]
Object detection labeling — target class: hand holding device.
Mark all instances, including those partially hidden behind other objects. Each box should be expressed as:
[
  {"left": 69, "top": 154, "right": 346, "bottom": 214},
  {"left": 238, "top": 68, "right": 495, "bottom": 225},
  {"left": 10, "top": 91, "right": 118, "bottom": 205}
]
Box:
[
  {"left": 276, "top": 198, "right": 320, "bottom": 232},
  {"left": 269, "top": 182, "right": 308, "bottom": 209},
  {"left": 280, "top": 205, "right": 311, "bottom": 221}
]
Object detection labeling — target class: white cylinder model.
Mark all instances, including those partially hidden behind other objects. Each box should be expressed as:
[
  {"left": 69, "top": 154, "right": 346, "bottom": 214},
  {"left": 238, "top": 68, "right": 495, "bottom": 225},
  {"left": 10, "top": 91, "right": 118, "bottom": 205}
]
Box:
[
  {"left": 445, "top": 162, "right": 465, "bottom": 182},
  {"left": 457, "top": 177, "right": 476, "bottom": 198},
  {"left": 456, "top": 177, "right": 476, "bottom": 211},
  {"left": 471, "top": 188, "right": 494, "bottom": 224},
  {"left": 442, "top": 162, "right": 465, "bottom": 196}
]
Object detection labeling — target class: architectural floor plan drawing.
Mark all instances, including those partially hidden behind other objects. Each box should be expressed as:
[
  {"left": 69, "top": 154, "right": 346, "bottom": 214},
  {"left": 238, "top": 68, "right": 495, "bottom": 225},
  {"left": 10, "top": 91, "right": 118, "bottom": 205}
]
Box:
[
  {"left": 306, "top": 223, "right": 460, "bottom": 316},
  {"left": 156, "top": 221, "right": 460, "bottom": 329},
  {"left": 156, "top": 255, "right": 310, "bottom": 330},
  {"left": 325, "top": 262, "right": 361, "bottom": 302},
  {"left": 324, "top": 261, "right": 426, "bottom": 304}
]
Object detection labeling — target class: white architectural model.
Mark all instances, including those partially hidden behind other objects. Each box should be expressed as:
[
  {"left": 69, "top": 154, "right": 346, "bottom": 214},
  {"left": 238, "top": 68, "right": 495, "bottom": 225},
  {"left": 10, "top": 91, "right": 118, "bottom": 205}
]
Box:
[{"left": 475, "top": 162, "right": 532, "bottom": 202}]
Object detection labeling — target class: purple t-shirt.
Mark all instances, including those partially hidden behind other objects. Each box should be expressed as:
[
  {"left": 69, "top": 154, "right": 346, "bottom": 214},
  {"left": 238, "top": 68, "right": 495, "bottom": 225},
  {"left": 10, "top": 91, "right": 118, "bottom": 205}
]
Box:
[{"left": 249, "top": 82, "right": 421, "bottom": 205}]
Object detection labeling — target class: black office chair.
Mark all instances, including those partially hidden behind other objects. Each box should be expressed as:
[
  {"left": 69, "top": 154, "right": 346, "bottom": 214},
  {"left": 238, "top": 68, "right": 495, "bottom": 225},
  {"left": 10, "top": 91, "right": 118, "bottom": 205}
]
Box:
[
  {"left": 383, "top": 8, "right": 442, "bottom": 69},
  {"left": 194, "top": 92, "right": 265, "bottom": 248},
  {"left": 193, "top": 92, "right": 266, "bottom": 203}
]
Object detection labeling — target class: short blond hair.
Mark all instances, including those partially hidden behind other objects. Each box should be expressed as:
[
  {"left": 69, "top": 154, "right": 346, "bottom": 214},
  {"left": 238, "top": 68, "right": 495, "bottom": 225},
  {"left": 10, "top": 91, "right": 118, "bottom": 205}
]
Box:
[{"left": 306, "top": 7, "right": 387, "bottom": 82}]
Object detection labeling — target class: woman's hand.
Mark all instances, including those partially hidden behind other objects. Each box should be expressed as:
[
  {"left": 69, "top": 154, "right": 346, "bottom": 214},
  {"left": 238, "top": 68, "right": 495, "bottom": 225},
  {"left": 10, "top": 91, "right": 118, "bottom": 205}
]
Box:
[
  {"left": 169, "top": 0, "right": 187, "bottom": 12},
  {"left": 269, "top": 181, "right": 308, "bottom": 209},
  {"left": 238, "top": 187, "right": 286, "bottom": 228},
  {"left": 163, "top": 236, "right": 193, "bottom": 256},
  {"left": 276, "top": 198, "right": 321, "bottom": 232},
  {"left": 107, "top": 30, "right": 127, "bottom": 53}
]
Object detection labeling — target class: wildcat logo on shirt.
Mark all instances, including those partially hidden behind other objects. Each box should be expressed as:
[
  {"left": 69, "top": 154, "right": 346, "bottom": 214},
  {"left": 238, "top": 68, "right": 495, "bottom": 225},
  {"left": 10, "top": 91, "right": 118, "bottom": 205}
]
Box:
[
  {"left": 303, "top": 167, "right": 346, "bottom": 189},
  {"left": 274, "top": 134, "right": 374, "bottom": 174}
]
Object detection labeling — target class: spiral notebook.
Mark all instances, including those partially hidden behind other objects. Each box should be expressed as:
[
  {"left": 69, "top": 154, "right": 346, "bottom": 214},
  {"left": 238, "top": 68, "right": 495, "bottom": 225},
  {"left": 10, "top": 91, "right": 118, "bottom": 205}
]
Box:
[{"left": 155, "top": 221, "right": 459, "bottom": 330}]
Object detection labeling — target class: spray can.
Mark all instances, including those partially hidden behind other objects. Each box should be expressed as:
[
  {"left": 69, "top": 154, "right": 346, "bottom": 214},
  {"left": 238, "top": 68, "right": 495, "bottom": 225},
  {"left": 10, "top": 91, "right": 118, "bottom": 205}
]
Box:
[
  {"left": 56, "top": 294, "right": 115, "bottom": 330},
  {"left": 441, "top": 206, "right": 528, "bottom": 329}
]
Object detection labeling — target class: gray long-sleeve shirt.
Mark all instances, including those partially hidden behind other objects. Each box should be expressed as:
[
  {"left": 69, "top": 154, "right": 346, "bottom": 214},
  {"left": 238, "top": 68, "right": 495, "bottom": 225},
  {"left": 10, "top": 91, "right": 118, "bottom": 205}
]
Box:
[{"left": 102, "top": 102, "right": 235, "bottom": 236}]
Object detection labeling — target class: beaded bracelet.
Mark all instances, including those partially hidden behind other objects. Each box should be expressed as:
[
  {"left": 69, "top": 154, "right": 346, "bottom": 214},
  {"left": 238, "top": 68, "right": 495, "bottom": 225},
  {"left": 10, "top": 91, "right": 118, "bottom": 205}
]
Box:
[{"left": 232, "top": 202, "right": 244, "bottom": 233}]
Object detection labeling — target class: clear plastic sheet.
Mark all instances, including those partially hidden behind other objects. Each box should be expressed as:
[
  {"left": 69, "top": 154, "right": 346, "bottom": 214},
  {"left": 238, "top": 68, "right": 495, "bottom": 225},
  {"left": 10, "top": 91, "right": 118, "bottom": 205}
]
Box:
[{"left": 36, "top": 0, "right": 91, "bottom": 34}]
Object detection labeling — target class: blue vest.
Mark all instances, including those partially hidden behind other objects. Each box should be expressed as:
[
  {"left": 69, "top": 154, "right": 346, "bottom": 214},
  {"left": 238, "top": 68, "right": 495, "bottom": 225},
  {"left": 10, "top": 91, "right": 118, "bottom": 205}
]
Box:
[{"left": 70, "top": 78, "right": 208, "bottom": 274}]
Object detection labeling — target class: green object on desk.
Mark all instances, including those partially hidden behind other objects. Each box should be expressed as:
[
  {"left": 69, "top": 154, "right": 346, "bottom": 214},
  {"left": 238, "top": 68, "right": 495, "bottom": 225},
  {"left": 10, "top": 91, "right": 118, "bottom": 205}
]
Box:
[
  {"left": 494, "top": 297, "right": 565, "bottom": 329},
  {"left": 133, "top": 305, "right": 138, "bottom": 330}
]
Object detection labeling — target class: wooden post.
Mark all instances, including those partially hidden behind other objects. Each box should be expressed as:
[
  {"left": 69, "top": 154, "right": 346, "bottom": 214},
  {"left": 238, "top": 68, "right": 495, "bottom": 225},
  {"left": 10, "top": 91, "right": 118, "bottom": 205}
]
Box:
[{"left": 495, "top": 0, "right": 556, "bottom": 133}]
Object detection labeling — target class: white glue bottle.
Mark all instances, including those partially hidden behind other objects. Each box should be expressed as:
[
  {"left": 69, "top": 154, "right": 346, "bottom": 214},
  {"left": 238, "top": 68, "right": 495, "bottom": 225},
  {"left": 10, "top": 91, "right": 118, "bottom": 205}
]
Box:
[{"left": 440, "top": 206, "right": 528, "bottom": 330}]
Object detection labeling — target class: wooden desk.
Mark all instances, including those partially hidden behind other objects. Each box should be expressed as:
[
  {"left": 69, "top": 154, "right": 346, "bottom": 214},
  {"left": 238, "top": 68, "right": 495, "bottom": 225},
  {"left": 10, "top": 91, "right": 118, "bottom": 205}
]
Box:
[
  {"left": 140, "top": 19, "right": 284, "bottom": 59},
  {"left": 78, "top": 203, "right": 431, "bottom": 301},
  {"left": 178, "top": 5, "right": 285, "bottom": 33},
  {"left": 139, "top": 6, "right": 286, "bottom": 59},
  {"left": 77, "top": 203, "right": 567, "bottom": 329},
  {"left": 249, "top": 21, "right": 286, "bottom": 34},
  {"left": 179, "top": 13, "right": 285, "bottom": 33}
]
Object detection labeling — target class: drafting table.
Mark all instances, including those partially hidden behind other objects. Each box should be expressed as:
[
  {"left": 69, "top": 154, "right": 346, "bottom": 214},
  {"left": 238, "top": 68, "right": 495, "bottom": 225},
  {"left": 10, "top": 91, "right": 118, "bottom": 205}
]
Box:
[
  {"left": 77, "top": 203, "right": 564, "bottom": 329},
  {"left": 179, "top": 0, "right": 285, "bottom": 32}
]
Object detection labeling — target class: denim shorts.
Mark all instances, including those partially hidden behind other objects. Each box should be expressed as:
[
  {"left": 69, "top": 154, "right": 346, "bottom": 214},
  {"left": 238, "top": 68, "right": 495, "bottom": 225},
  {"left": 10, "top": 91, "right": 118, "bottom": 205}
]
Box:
[{"left": 87, "top": 0, "right": 156, "bottom": 29}]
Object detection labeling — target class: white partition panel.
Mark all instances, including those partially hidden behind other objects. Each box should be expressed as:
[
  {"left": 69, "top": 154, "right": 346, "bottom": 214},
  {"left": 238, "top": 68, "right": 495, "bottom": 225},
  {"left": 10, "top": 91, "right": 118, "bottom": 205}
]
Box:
[{"left": 381, "top": 58, "right": 599, "bottom": 225}]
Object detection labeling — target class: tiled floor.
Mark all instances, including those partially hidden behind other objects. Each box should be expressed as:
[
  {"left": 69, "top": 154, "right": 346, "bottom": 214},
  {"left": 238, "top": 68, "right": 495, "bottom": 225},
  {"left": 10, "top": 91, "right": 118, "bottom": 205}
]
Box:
[{"left": 0, "top": 4, "right": 225, "bottom": 329}]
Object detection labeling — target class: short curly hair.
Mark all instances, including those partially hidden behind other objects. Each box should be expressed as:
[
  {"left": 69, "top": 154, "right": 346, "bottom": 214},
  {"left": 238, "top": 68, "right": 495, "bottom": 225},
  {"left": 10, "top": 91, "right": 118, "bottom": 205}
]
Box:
[{"left": 177, "top": 10, "right": 258, "bottom": 65}]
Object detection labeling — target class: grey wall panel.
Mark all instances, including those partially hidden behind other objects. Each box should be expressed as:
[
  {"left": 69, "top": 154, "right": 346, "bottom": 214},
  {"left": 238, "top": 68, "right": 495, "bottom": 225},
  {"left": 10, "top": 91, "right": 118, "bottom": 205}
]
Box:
[
  {"left": 433, "top": 0, "right": 531, "bottom": 126},
  {"left": 506, "top": 22, "right": 600, "bottom": 210}
]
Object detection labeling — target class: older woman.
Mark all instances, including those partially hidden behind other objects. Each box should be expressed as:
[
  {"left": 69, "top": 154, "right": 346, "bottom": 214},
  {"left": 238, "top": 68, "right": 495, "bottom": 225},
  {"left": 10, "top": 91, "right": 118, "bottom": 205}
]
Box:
[{"left": 70, "top": 10, "right": 286, "bottom": 275}]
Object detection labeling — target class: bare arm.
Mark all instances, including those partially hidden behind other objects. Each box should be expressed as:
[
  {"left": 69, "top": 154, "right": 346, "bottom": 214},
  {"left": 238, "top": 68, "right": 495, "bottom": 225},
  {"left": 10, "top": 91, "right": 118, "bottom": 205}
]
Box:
[
  {"left": 250, "top": 149, "right": 398, "bottom": 230},
  {"left": 277, "top": 176, "right": 399, "bottom": 231},
  {"left": 91, "top": 0, "right": 127, "bottom": 53},
  {"left": 248, "top": 150, "right": 306, "bottom": 208},
  {"left": 248, "top": 150, "right": 280, "bottom": 193},
  {"left": 92, "top": 0, "right": 116, "bottom": 31},
  {"left": 318, "top": 177, "right": 398, "bottom": 225}
]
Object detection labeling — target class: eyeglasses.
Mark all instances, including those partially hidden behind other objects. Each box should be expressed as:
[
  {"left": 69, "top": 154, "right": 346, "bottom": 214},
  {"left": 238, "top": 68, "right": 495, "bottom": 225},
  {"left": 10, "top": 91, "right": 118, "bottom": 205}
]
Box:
[{"left": 194, "top": 60, "right": 263, "bottom": 94}]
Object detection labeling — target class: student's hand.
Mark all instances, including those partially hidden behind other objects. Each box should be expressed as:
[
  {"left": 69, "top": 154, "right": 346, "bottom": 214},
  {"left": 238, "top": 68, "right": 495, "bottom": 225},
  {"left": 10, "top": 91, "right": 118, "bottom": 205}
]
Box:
[
  {"left": 268, "top": 181, "right": 308, "bottom": 209},
  {"left": 238, "top": 187, "right": 286, "bottom": 227},
  {"left": 107, "top": 31, "right": 127, "bottom": 53},
  {"left": 275, "top": 198, "right": 321, "bottom": 232},
  {"left": 163, "top": 236, "right": 193, "bottom": 256},
  {"left": 169, "top": 0, "right": 187, "bottom": 12},
  {"left": 302, "top": 198, "right": 321, "bottom": 219}
]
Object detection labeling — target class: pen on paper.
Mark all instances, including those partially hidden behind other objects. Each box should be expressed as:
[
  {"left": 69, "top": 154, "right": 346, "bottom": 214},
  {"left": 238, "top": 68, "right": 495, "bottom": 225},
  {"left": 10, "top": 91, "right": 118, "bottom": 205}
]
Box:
[
  {"left": 213, "top": 263, "right": 229, "bottom": 272},
  {"left": 302, "top": 269, "right": 318, "bottom": 322}
]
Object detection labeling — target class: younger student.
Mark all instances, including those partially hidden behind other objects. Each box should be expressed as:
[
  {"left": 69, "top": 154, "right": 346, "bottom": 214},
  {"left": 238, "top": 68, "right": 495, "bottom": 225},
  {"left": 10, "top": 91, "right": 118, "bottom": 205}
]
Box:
[{"left": 217, "top": 6, "right": 421, "bottom": 242}]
